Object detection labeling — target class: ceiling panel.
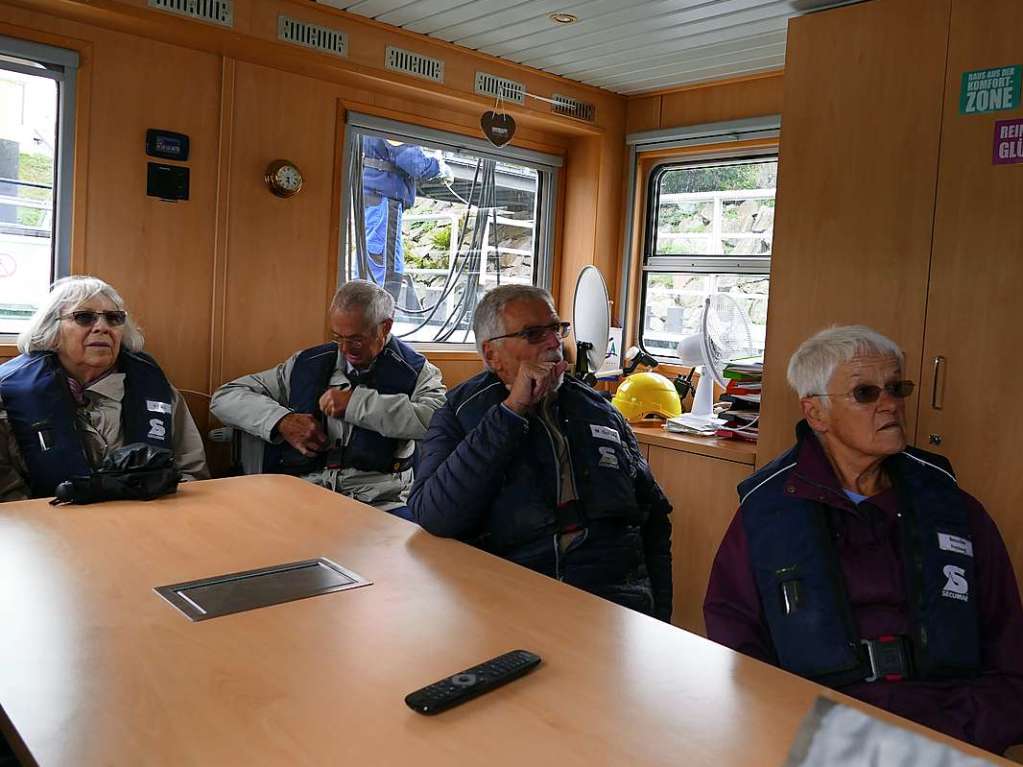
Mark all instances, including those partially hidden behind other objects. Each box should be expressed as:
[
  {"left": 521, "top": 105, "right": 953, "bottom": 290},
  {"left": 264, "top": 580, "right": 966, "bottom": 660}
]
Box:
[{"left": 317, "top": 0, "right": 858, "bottom": 94}]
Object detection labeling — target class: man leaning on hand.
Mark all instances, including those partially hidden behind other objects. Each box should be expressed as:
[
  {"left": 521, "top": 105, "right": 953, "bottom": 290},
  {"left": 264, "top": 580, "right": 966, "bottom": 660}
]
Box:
[{"left": 409, "top": 284, "right": 673, "bottom": 620}]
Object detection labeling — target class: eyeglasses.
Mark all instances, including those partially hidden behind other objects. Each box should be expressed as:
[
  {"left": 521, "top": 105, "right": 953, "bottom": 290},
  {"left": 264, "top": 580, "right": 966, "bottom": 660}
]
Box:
[
  {"left": 60, "top": 310, "right": 127, "bottom": 327},
  {"left": 333, "top": 334, "right": 372, "bottom": 350},
  {"left": 811, "top": 380, "right": 915, "bottom": 404},
  {"left": 487, "top": 321, "right": 571, "bottom": 345}
]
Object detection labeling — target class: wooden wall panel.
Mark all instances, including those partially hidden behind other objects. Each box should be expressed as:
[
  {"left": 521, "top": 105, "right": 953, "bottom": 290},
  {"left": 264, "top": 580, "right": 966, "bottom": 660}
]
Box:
[
  {"left": 648, "top": 446, "right": 752, "bottom": 636},
  {"left": 220, "top": 63, "right": 342, "bottom": 381},
  {"left": 917, "top": 0, "right": 1023, "bottom": 593},
  {"left": 756, "top": 0, "right": 951, "bottom": 464},
  {"left": 432, "top": 356, "right": 484, "bottom": 390},
  {"left": 624, "top": 72, "right": 784, "bottom": 136},
  {"left": 626, "top": 96, "right": 661, "bottom": 134},
  {"left": 81, "top": 32, "right": 220, "bottom": 401},
  {"left": 658, "top": 73, "right": 784, "bottom": 129}
]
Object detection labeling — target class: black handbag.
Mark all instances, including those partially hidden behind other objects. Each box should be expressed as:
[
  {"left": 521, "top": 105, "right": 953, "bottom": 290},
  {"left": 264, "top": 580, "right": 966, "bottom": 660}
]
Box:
[{"left": 51, "top": 443, "right": 181, "bottom": 505}]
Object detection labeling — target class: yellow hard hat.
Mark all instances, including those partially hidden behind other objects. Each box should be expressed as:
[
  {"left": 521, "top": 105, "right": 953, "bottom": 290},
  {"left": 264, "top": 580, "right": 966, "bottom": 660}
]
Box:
[{"left": 612, "top": 372, "right": 682, "bottom": 423}]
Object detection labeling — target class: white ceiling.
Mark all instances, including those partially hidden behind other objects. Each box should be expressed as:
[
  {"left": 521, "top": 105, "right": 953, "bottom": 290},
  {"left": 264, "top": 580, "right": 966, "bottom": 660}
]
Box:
[{"left": 317, "top": 0, "right": 856, "bottom": 95}]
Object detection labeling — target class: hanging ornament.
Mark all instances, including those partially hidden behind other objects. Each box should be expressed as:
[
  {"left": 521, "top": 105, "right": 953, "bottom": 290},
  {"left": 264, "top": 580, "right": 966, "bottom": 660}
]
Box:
[{"left": 481, "top": 91, "right": 516, "bottom": 147}]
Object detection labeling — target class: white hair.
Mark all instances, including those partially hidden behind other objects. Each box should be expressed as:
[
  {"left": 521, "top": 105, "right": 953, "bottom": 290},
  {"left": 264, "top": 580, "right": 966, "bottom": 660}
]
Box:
[
  {"left": 473, "top": 284, "right": 556, "bottom": 363},
  {"left": 787, "top": 325, "right": 904, "bottom": 399},
  {"left": 330, "top": 280, "right": 395, "bottom": 327},
  {"left": 18, "top": 275, "right": 144, "bottom": 355}
]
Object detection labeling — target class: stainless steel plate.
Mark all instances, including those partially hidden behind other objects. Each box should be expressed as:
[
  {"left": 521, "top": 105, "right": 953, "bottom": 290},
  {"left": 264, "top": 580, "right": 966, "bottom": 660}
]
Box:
[{"left": 155, "top": 557, "right": 371, "bottom": 621}]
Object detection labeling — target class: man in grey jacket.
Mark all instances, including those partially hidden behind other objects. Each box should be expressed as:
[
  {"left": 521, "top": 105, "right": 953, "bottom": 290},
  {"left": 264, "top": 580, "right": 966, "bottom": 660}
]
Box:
[{"left": 210, "top": 280, "right": 445, "bottom": 518}]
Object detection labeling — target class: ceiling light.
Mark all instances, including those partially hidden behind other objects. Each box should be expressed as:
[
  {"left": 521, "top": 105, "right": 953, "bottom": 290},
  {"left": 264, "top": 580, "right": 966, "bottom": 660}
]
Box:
[{"left": 549, "top": 12, "right": 578, "bottom": 24}]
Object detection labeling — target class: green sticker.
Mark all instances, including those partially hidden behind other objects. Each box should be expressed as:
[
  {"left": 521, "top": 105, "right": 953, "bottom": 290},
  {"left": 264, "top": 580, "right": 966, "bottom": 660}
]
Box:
[{"left": 960, "top": 65, "right": 1021, "bottom": 114}]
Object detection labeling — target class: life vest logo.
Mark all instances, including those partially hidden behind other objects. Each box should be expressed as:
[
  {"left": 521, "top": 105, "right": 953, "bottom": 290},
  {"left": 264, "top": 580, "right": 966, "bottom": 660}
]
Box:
[
  {"left": 148, "top": 418, "right": 167, "bottom": 441},
  {"left": 941, "top": 565, "right": 969, "bottom": 602},
  {"left": 597, "top": 446, "right": 619, "bottom": 469}
]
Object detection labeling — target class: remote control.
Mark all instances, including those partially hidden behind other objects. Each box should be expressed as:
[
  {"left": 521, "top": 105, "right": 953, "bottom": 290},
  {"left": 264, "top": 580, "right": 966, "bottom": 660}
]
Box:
[{"left": 404, "top": 649, "right": 542, "bottom": 715}]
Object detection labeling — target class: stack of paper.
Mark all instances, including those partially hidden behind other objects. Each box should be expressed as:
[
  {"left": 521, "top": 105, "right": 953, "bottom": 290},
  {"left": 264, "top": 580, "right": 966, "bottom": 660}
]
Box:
[{"left": 717, "top": 362, "right": 763, "bottom": 442}]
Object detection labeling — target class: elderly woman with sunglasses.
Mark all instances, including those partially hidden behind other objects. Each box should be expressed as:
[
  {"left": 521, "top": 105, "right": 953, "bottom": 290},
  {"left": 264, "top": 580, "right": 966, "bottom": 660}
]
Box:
[
  {"left": 0, "top": 276, "right": 208, "bottom": 501},
  {"left": 704, "top": 325, "right": 1023, "bottom": 756}
]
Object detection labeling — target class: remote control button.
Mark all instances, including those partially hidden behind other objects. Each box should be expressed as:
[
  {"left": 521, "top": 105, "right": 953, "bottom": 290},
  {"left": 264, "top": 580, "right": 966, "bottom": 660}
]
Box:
[{"left": 450, "top": 673, "right": 477, "bottom": 687}]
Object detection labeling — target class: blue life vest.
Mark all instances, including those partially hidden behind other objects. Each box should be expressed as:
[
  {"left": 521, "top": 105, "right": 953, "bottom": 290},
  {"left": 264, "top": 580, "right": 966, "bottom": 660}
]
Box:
[
  {"left": 263, "top": 336, "right": 425, "bottom": 475},
  {"left": 0, "top": 351, "right": 175, "bottom": 498},
  {"left": 450, "top": 372, "right": 644, "bottom": 553},
  {"left": 738, "top": 429, "right": 980, "bottom": 686}
]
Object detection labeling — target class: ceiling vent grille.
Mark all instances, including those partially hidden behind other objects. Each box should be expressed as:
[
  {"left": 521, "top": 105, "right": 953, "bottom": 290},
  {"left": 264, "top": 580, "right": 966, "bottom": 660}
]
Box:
[
  {"left": 148, "top": 0, "right": 233, "bottom": 27},
  {"left": 552, "top": 93, "right": 595, "bottom": 122},
  {"left": 278, "top": 16, "right": 347, "bottom": 58},
  {"left": 386, "top": 47, "right": 444, "bottom": 83},
  {"left": 474, "top": 72, "right": 525, "bottom": 105}
]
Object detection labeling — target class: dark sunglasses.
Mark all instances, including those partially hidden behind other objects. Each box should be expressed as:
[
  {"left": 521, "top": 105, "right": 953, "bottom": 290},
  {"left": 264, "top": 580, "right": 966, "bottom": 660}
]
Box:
[
  {"left": 487, "top": 321, "right": 571, "bottom": 345},
  {"left": 60, "top": 310, "right": 128, "bottom": 327},
  {"left": 813, "top": 380, "right": 915, "bottom": 404}
]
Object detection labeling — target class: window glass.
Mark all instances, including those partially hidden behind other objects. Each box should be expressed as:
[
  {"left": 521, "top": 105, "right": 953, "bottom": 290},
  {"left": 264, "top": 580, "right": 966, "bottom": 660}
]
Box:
[
  {"left": 640, "top": 157, "right": 776, "bottom": 360},
  {"left": 345, "top": 132, "right": 549, "bottom": 345},
  {"left": 0, "top": 56, "right": 57, "bottom": 333}
]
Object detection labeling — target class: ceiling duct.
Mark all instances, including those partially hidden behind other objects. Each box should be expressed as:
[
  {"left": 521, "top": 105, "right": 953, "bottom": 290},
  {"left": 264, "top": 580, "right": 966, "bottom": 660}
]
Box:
[
  {"left": 278, "top": 16, "right": 348, "bottom": 58},
  {"left": 148, "top": 0, "right": 233, "bottom": 27},
  {"left": 474, "top": 72, "right": 525, "bottom": 105},
  {"left": 552, "top": 94, "right": 595, "bottom": 122},
  {"left": 386, "top": 47, "right": 444, "bottom": 83}
]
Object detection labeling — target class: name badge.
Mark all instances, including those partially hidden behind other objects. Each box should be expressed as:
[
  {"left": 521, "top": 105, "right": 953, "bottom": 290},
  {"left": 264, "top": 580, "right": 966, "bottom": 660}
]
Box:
[
  {"left": 938, "top": 532, "right": 974, "bottom": 557},
  {"left": 147, "top": 400, "right": 173, "bottom": 414},
  {"left": 590, "top": 424, "right": 621, "bottom": 445}
]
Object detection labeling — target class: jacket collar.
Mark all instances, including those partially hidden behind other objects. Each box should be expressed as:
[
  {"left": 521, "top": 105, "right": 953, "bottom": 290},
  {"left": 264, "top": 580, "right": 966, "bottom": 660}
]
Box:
[{"left": 785, "top": 420, "right": 858, "bottom": 511}]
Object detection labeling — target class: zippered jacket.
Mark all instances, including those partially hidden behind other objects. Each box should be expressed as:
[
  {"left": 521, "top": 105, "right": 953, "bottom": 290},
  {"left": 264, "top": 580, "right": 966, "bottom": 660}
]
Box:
[
  {"left": 705, "top": 420, "right": 1023, "bottom": 755},
  {"left": 409, "top": 370, "right": 673, "bottom": 620},
  {"left": 210, "top": 336, "right": 445, "bottom": 511}
]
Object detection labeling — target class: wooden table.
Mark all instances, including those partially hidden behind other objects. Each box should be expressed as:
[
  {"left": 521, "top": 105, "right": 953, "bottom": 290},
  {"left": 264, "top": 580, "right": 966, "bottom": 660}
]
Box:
[{"left": 0, "top": 476, "right": 1009, "bottom": 766}]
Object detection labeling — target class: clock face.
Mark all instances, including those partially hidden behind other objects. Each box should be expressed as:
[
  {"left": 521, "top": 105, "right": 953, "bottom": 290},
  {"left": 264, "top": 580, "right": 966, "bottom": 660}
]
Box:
[
  {"left": 275, "top": 164, "right": 302, "bottom": 191},
  {"left": 266, "top": 160, "right": 303, "bottom": 197}
]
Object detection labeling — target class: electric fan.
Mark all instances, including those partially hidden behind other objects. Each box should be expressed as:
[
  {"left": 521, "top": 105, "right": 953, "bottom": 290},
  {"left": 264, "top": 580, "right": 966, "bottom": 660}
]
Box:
[{"left": 673, "top": 294, "right": 757, "bottom": 432}]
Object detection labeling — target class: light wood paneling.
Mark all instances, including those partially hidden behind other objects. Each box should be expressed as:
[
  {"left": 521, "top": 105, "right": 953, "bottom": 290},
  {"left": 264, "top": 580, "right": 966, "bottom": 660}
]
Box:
[
  {"left": 219, "top": 63, "right": 342, "bottom": 380},
  {"left": 917, "top": 0, "right": 1023, "bottom": 592},
  {"left": 626, "top": 95, "right": 661, "bottom": 134},
  {"left": 81, "top": 30, "right": 220, "bottom": 401},
  {"left": 428, "top": 353, "right": 483, "bottom": 389},
  {"left": 624, "top": 72, "right": 782, "bottom": 151},
  {"left": 647, "top": 446, "right": 753, "bottom": 636},
  {"left": 757, "top": 0, "right": 951, "bottom": 465}
]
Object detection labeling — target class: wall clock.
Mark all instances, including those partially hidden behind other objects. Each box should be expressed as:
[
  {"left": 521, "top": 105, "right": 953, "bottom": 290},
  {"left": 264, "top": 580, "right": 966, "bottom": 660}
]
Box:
[{"left": 265, "top": 159, "right": 303, "bottom": 198}]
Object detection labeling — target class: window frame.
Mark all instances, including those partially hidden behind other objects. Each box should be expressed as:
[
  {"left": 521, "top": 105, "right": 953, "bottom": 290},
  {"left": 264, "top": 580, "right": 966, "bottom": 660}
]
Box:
[
  {"left": 0, "top": 35, "right": 79, "bottom": 283},
  {"left": 638, "top": 152, "right": 777, "bottom": 361},
  {"left": 619, "top": 116, "right": 780, "bottom": 366},
  {"left": 339, "top": 113, "right": 560, "bottom": 351}
]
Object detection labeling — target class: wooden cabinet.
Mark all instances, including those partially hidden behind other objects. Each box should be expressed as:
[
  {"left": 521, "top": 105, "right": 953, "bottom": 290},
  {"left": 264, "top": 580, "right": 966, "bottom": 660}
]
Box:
[
  {"left": 758, "top": 0, "right": 952, "bottom": 464},
  {"left": 762, "top": 0, "right": 1023, "bottom": 591},
  {"left": 636, "top": 432, "right": 754, "bottom": 636},
  {"left": 917, "top": 0, "right": 1023, "bottom": 589}
]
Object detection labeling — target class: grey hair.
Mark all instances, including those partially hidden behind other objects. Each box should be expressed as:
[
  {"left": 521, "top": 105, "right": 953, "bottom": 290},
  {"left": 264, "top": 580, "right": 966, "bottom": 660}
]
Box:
[
  {"left": 330, "top": 280, "right": 395, "bottom": 327},
  {"left": 787, "top": 325, "right": 904, "bottom": 399},
  {"left": 473, "top": 284, "right": 556, "bottom": 363},
  {"left": 18, "top": 275, "right": 144, "bottom": 355}
]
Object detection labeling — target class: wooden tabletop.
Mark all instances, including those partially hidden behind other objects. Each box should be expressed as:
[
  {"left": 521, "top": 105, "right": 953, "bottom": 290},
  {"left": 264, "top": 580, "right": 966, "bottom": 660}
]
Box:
[
  {"left": 0, "top": 476, "right": 1008, "bottom": 766},
  {"left": 630, "top": 423, "right": 759, "bottom": 465}
]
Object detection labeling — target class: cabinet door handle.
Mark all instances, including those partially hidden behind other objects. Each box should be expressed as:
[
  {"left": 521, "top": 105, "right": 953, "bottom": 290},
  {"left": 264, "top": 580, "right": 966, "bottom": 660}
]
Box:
[{"left": 931, "top": 355, "right": 946, "bottom": 410}]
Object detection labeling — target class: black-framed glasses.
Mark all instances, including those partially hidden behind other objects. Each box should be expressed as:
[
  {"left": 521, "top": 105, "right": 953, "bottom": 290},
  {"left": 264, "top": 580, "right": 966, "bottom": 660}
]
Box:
[
  {"left": 59, "top": 310, "right": 127, "bottom": 327},
  {"left": 811, "top": 380, "right": 915, "bottom": 404},
  {"left": 487, "top": 321, "right": 571, "bottom": 345}
]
